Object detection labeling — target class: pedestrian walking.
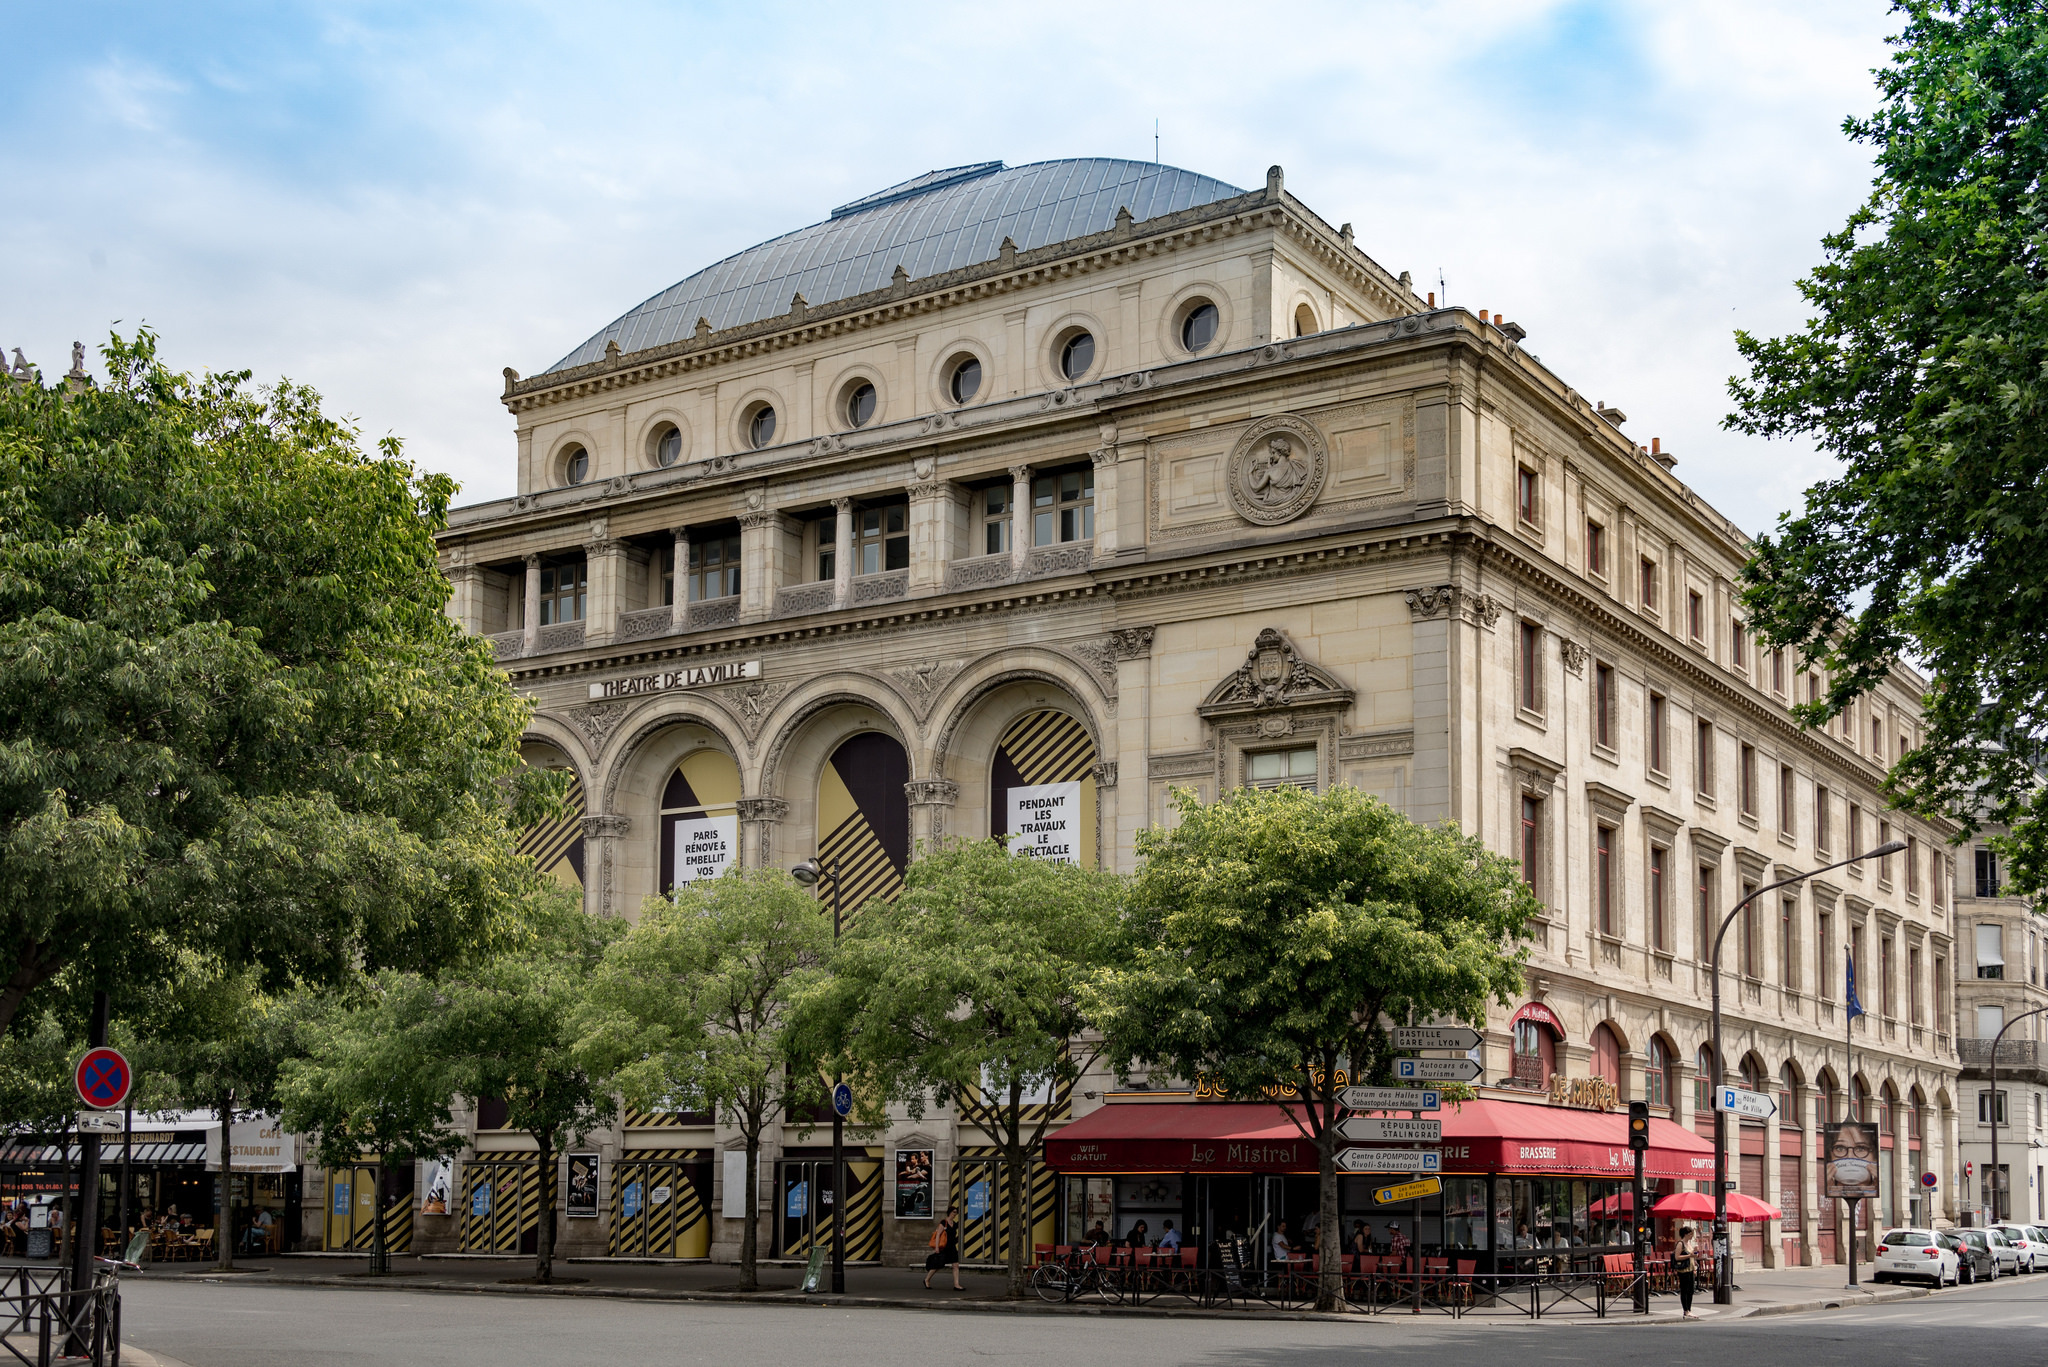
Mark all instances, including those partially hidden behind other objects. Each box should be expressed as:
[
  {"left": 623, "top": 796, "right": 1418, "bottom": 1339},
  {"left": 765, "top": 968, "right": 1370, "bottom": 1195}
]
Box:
[
  {"left": 1674, "top": 1223, "right": 1699, "bottom": 1319},
  {"left": 923, "top": 1206, "right": 962, "bottom": 1290}
]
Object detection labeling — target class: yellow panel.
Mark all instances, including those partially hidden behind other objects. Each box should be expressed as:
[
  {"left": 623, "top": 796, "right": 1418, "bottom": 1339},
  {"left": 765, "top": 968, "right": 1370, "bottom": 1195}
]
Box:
[
  {"left": 819, "top": 760, "right": 903, "bottom": 906},
  {"left": 997, "top": 711, "right": 1097, "bottom": 867},
  {"left": 677, "top": 750, "right": 742, "bottom": 812}
]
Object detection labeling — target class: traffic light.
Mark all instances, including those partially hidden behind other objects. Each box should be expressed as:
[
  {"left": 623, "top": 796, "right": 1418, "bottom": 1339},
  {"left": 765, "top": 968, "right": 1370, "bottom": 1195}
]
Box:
[{"left": 1628, "top": 1100, "right": 1650, "bottom": 1152}]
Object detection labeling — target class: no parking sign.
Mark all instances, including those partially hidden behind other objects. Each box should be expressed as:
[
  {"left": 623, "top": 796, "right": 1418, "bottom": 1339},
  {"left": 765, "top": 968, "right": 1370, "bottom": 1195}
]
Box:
[{"left": 74, "top": 1046, "right": 132, "bottom": 1110}]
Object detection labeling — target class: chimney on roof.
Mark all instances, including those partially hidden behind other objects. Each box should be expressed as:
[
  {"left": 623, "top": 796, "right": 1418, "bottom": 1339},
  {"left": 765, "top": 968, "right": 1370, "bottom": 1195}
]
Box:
[
  {"left": 1596, "top": 401, "right": 1628, "bottom": 428},
  {"left": 1427, "top": 292, "right": 1435, "bottom": 307},
  {"left": 1501, "top": 320, "right": 1527, "bottom": 343},
  {"left": 1649, "top": 436, "right": 1676, "bottom": 470}
]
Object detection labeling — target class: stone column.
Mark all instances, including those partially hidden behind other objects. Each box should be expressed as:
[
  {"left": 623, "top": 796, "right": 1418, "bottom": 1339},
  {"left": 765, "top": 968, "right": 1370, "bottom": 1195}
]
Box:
[
  {"left": 579, "top": 813, "right": 631, "bottom": 919},
  {"left": 1089, "top": 445, "right": 1117, "bottom": 559},
  {"left": 671, "top": 526, "right": 691, "bottom": 631},
  {"left": 905, "top": 779, "right": 959, "bottom": 858},
  {"left": 583, "top": 537, "right": 631, "bottom": 646},
  {"left": 1009, "top": 465, "right": 1033, "bottom": 575},
  {"left": 832, "top": 497, "right": 855, "bottom": 607},
  {"left": 522, "top": 552, "right": 542, "bottom": 652},
  {"left": 907, "top": 468, "right": 952, "bottom": 594},
  {"left": 737, "top": 797, "right": 789, "bottom": 870},
  {"left": 738, "top": 508, "right": 788, "bottom": 625},
  {"left": 445, "top": 563, "right": 485, "bottom": 634},
  {"left": 1114, "top": 440, "right": 1148, "bottom": 560},
  {"left": 1762, "top": 1107, "right": 1782, "bottom": 1267}
]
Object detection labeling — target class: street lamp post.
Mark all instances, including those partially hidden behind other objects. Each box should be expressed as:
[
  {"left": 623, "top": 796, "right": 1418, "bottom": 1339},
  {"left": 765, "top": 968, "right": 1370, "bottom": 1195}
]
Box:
[
  {"left": 1708, "top": 840, "right": 1903, "bottom": 1305},
  {"left": 1987, "top": 1005, "right": 2048, "bottom": 1224},
  {"left": 791, "top": 855, "right": 845, "bottom": 1295}
]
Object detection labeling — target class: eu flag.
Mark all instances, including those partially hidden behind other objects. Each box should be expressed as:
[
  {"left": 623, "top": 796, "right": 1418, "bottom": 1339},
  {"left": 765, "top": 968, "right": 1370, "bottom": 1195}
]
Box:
[{"left": 1846, "top": 952, "right": 1864, "bottom": 1020}]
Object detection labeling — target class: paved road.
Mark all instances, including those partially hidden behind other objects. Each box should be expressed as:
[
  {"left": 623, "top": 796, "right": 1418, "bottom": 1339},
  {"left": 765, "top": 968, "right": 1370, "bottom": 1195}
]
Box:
[{"left": 118, "top": 1273, "right": 2048, "bottom": 1367}]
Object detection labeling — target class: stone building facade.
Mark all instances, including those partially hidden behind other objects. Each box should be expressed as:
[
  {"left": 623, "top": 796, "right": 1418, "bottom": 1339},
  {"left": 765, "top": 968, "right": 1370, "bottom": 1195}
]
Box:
[
  {"left": 1953, "top": 834, "right": 2048, "bottom": 1223},
  {"left": 419, "top": 157, "right": 1960, "bottom": 1267}
]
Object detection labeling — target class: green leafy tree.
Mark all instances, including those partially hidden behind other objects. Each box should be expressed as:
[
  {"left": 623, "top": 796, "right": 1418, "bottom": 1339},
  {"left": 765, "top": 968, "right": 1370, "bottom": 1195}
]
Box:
[
  {"left": 0, "top": 331, "right": 558, "bottom": 1034},
  {"left": 0, "top": 1011, "right": 77, "bottom": 1138},
  {"left": 433, "top": 904, "right": 618, "bottom": 1285},
  {"left": 801, "top": 839, "right": 1124, "bottom": 1298},
  {"left": 1727, "top": 1, "right": 2048, "bottom": 886},
  {"left": 578, "top": 869, "right": 831, "bottom": 1292},
  {"left": 277, "top": 974, "right": 468, "bottom": 1275},
  {"left": 1088, "top": 786, "right": 1537, "bottom": 1312}
]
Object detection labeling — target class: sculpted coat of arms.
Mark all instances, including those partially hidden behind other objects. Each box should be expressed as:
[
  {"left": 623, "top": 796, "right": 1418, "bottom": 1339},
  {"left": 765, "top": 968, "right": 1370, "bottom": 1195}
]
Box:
[{"left": 1226, "top": 414, "right": 1327, "bottom": 525}]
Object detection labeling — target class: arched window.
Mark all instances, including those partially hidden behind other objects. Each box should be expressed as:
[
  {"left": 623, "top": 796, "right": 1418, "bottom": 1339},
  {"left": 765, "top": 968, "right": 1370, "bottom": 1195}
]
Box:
[
  {"left": 1694, "top": 1045, "right": 1717, "bottom": 1113},
  {"left": 1590, "top": 1023, "right": 1622, "bottom": 1086},
  {"left": 1740, "top": 1056, "right": 1768, "bottom": 1126},
  {"left": 1779, "top": 1064, "right": 1800, "bottom": 1130},
  {"left": 1512, "top": 1013, "right": 1558, "bottom": 1089},
  {"left": 1646, "top": 1036, "right": 1672, "bottom": 1109},
  {"left": 1853, "top": 1078, "right": 1872, "bottom": 1123},
  {"left": 1294, "top": 302, "right": 1318, "bottom": 338}
]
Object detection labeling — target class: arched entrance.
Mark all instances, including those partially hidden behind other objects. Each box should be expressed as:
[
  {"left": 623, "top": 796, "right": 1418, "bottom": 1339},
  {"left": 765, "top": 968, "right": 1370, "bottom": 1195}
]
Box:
[
  {"left": 659, "top": 750, "right": 742, "bottom": 892},
  {"left": 819, "top": 733, "right": 910, "bottom": 907},
  {"left": 990, "top": 708, "right": 1097, "bottom": 865},
  {"left": 517, "top": 742, "right": 586, "bottom": 892}
]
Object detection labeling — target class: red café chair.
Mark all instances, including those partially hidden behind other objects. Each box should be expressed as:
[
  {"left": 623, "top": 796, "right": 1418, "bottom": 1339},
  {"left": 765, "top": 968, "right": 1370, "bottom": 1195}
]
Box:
[
  {"left": 1453, "top": 1258, "right": 1477, "bottom": 1305},
  {"left": 1033, "top": 1243, "right": 1053, "bottom": 1266}
]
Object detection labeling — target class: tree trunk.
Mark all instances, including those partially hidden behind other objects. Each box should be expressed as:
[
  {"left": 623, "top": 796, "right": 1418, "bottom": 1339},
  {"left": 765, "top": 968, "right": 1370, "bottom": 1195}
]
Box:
[
  {"left": 1315, "top": 1128, "right": 1342, "bottom": 1312},
  {"left": 534, "top": 1130, "right": 555, "bottom": 1285},
  {"left": 217, "top": 1091, "right": 235, "bottom": 1271},
  {"left": 1003, "top": 1131, "right": 1029, "bottom": 1299},
  {"left": 370, "top": 1150, "right": 390, "bottom": 1275},
  {"left": 738, "top": 1131, "right": 760, "bottom": 1291}
]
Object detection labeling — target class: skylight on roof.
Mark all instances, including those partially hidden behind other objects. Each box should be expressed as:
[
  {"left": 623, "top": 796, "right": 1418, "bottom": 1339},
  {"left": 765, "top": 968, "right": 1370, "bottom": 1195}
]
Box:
[{"left": 829, "top": 162, "right": 1005, "bottom": 218}]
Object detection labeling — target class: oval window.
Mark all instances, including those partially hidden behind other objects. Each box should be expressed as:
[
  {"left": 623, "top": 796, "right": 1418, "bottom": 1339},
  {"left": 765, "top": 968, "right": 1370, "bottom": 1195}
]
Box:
[
  {"left": 1181, "top": 302, "right": 1219, "bottom": 352},
  {"left": 564, "top": 446, "right": 589, "bottom": 485},
  {"left": 748, "top": 405, "right": 777, "bottom": 449},
  {"left": 846, "top": 383, "right": 876, "bottom": 428},
  {"left": 1059, "top": 331, "right": 1094, "bottom": 381},
  {"left": 949, "top": 356, "right": 982, "bottom": 404},
  {"left": 655, "top": 426, "right": 682, "bottom": 467}
]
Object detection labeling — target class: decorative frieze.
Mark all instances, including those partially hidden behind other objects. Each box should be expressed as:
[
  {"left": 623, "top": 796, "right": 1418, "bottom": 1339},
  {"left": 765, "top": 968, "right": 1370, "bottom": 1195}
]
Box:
[
  {"left": 1404, "top": 584, "right": 1502, "bottom": 628},
  {"left": 1108, "top": 625, "right": 1156, "bottom": 659}
]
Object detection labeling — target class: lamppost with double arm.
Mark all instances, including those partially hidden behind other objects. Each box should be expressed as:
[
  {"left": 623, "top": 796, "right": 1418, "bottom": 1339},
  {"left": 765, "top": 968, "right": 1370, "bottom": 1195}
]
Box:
[
  {"left": 1987, "top": 1004, "right": 2048, "bottom": 1224},
  {"left": 1708, "top": 840, "right": 1904, "bottom": 1304},
  {"left": 791, "top": 855, "right": 845, "bottom": 1295}
]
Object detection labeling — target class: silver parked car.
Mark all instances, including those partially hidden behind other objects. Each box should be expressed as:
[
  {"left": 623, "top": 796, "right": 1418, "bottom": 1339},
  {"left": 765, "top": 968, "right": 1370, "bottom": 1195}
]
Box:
[{"left": 1987, "top": 1223, "right": 2040, "bottom": 1272}]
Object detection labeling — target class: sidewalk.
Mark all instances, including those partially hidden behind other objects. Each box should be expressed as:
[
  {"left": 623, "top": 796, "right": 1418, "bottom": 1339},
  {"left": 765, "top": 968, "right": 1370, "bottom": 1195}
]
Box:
[{"left": 71, "top": 1252, "right": 1943, "bottom": 1324}]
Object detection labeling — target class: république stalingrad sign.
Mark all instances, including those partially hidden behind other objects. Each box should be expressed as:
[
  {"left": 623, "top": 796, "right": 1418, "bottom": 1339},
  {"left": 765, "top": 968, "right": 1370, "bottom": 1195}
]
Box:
[{"left": 588, "top": 659, "right": 761, "bottom": 701}]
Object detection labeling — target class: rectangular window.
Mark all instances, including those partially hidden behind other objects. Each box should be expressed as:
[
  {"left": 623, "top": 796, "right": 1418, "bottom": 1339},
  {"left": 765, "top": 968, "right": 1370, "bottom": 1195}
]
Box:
[
  {"left": 1731, "top": 619, "right": 1746, "bottom": 670},
  {"left": 1815, "top": 786, "right": 1831, "bottom": 853},
  {"left": 1247, "top": 746, "right": 1318, "bottom": 792},
  {"left": 981, "top": 484, "right": 1012, "bottom": 556},
  {"left": 1586, "top": 520, "right": 1605, "bottom": 576},
  {"left": 1741, "top": 883, "right": 1759, "bottom": 977},
  {"left": 1696, "top": 721, "right": 1714, "bottom": 797},
  {"left": 1907, "top": 835, "right": 1920, "bottom": 897},
  {"left": 1933, "top": 853, "right": 1947, "bottom": 912},
  {"left": 1872, "top": 717, "right": 1884, "bottom": 758},
  {"left": 856, "top": 502, "right": 910, "bottom": 574},
  {"left": 687, "top": 533, "right": 742, "bottom": 602},
  {"left": 1739, "top": 744, "right": 1757, "bottom": 816},
  {"left": 1697, "top": 864, "right": 1715, "bottom": 963},
  {"left": 1977, "top": 922, "right": 2005, "bottom": 980},
  {"left": 1519, "top": 621, "right": 1541, "bottom": 712},
  {"left": 1520, "top": 796, "right": 1542, "bottom": 897},
  {"left": 1771, "top": 648, "right": 1786, "bottom": 695},
  {"left": 1648, "top": 693, "right": 1667, "bottom": 774},
  {"left": 1976, "top": 847, "right": 1999, "bottom": 898},
  {"left": 816, "top": 514, "right": 836, "bottom": 581},
  {"left": 1594, "top": 663, "right": 1615, "bottom": 749},
  {"left": 1032, "top": 468, "right": 1095, "bottom": 546},
  {"left": 1640, "top": 558, "right": 1657, "bottom": 611},
  {"left": 1596, "top": 825, "right": 1616, "bottom": 936},
  {"left": 1517, "top": 465, "right": 1539, "bottom": 524},
  {"left": 1909, "top": 946, "right": 1923, "bottom": 1026},
  {"left": 1881, "top": 936, "right": 1894, "bottom": 1017},
  {"left": 1935, "top": 958, "right": 1947, "bottom": 1027},
  {"left": 1688, "top": 590, "right": 1704, "bottom": 642},
  {"left": 1650, "top": 846, "right": 1669, "bottom": 952},
  {"left": 536, "top": 555, "right": 587, "bottom": 625},
  {"left": 1818, "top": 912, "right": 1834, "bottom": 1000},
  {"left": 1849, "top": 804, "right": 1863, "bottom": 858},
  {"left": 1779, "top": 765, "right": 1796, "bottom": 838},
  {"left": 1781, "top": 896, "right": 1797, "bottom": 990},
  {"left": 1980, "top": 1091, "right": 2008, "bottom": 1126},
  {"left": 1878, "top": 820, "right": 1893, "bottom": 883}
]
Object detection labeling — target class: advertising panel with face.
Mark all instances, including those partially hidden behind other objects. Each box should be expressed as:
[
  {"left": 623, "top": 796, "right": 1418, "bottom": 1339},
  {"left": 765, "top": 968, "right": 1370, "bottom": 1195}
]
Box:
[{"left": 1824, "top": 1120, "right": 1880, "bottom": 1200}]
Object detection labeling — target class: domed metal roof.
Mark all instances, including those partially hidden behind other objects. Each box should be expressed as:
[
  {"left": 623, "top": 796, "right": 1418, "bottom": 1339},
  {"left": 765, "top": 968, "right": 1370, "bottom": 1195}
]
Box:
[{"left": 545, "top": 158, "right": 1246, "bottom": 374}]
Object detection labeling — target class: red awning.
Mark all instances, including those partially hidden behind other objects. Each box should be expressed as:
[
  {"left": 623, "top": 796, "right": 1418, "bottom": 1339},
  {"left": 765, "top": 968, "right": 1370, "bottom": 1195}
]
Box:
[{"left": 1044, "top": 1097, "right": 1716, "bottom": 1182}]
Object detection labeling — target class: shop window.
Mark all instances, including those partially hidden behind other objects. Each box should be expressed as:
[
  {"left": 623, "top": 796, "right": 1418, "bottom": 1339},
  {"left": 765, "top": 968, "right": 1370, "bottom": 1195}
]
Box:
[
  {"left": 536, "top": 556, "right": 586, "bottom": 625},
  {"left": 1032, "top": 468, "right": 1094, "bottom": 546},
  {"left": 856, "top": 502, "right": 910, "bottom": 574},
  {"left": 981, "top": 484, "right": 1012, "bottom": 555},
  {"left": 688, "top": 532, "right": 741, "bottom": 601},
  {"left": 1247, "top": 747, "right": 1317, "bottom": 792}
]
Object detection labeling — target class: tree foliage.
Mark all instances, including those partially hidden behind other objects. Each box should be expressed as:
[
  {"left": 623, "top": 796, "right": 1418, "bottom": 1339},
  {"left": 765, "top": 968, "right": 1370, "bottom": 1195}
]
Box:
[
  {"left": 578, "top": 869, "right": 831, "bottom": 1292},
  {"left": 1727, "top": 1, "right": 2048, "bottom": 885},
  {"left": 0, "top": 331, "right": 559, "bottom": 1034},
  {"left": 802, "top": 839, "right": 1124, "bottom": 1297},
  {"left": 1088, "top": 786, "right": 1536, "bottom": 1311}
]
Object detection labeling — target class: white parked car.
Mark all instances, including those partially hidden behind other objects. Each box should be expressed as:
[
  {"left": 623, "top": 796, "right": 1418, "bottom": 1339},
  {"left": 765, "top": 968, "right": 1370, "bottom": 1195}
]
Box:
[
  {"left": 1986, "top": 1225, "right": 2025, "bottom": 1275},
  {"left": 1874, "top": 1228, "right": 1959, "bottom": 1287},
  {"left": 1987, "top": 1223, "right": 2040, "bottom": 1272}
]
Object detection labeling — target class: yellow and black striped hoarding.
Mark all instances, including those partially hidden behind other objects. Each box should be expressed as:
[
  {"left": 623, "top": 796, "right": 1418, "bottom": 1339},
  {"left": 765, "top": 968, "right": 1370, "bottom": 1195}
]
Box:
[
  {"left": 517, "top": 771, "right": 586, "bottom": 890},
  {"left": 458, "top": 1155, "right": 542, "bottom": 1254},
  {"left": 609, "top": 1149, "right": 712, "bottom": 1258},
  {"left": 818, "top": 735, "right": 909, "bottom": 908},
  {"left": 949, "top": 1147, "right": 1057, "bottom": 1263},
  {"left": 321, "top": 1165, "right": 413, "bottom": 1254},
  {"left": 991, "top": 709, "right": 1096, "bottom": 865}
]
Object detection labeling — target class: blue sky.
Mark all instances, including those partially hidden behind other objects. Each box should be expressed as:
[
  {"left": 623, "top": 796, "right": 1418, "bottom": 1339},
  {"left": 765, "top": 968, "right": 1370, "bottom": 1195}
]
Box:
[{"left": 3, "top": 1, "right": 1897, "bottom": 531}]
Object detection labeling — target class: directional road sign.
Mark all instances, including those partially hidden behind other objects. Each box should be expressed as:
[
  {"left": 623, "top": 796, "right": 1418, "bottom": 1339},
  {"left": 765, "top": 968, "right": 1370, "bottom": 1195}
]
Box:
[
  {"left": 1393, "top": 1057, "right": 1482, "bottom": 1083},
  {"left": 1337, "top": 1148, "right": 1441, "bottom": 1174},
  {"left": 1390, "top": 1026, "right": 1482, "bottom": 1052},
  {"left": 1337, "top": 1116, "right": 1442, "bottom": 1144},
  {"left": 1711, "top": 1084, "right": 1776, "bottom": 1121},
  {"left": 74, "top": 1112, "right": 123, "bottom": 1136},
  {"left": 832, "top": 1082, "right": 854, "bottom": 1118},
  {"left": 74, "top": 1046, "right": 131, "bottom": 1110},
  {"left": 1339, "top": 1087, "right": 1441, "bottom": 1112},
  {"left": 1373, "top": 1177, "right": 1443, "bottom": 1205}
]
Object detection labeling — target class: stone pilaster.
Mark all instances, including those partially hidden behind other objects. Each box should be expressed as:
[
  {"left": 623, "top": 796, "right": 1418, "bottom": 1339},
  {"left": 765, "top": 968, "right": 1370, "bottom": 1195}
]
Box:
[
  {"left": 737, "top": 796, "right": 789, "bottom": 870},
  {"left": 1008, "top": 465, "right": 1032, "bottom": 573},
  {"left": 671, "top": 526, "right": 691, "bottom": 630},
  {"left": 833, "top": 497, "right": 855, "bottom": 607},
  {"left": 905, "top": 778, "right": 959, "bottom": 855},
  {"left": 907, "top": 469, "right": 952, "bottom": 594},
  {"left": 522, "top": 552, "right": 541, "bottom": 652}
]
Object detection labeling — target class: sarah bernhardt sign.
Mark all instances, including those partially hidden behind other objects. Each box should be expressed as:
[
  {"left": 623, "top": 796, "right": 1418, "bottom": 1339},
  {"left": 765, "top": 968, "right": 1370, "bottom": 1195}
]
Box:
[{"left": 588, "top": 659, "right": 760, "bottom": 701}]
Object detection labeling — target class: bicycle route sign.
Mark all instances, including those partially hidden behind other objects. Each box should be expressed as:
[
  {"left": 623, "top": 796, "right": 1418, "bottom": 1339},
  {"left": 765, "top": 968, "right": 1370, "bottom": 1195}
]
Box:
[{"left": 75, "top": 1046, "right": 132, "bottom": 1110}]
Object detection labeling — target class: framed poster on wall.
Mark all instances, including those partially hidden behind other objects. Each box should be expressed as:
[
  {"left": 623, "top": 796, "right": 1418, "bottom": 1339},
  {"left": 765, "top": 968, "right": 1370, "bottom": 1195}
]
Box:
[
  {"left": 566, "top": 1153, "right": 599, "bottom": 1218},
  {"left": 895, "top": 1149, "right": 934, "bottom": 1219}
]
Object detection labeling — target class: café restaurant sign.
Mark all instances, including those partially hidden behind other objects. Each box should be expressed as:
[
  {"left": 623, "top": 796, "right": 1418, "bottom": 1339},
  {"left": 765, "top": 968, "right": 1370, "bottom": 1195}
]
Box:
[
  {"left": 1547, "top": 1075, "right": 1620, "bottom": 1111},
  {"left": 588, "top": 659, "right": 761, "bottom": 701}
]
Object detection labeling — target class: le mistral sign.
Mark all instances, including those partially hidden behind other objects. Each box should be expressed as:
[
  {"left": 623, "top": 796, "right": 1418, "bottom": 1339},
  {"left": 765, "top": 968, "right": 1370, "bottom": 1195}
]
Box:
[{"left": 588, "top": 659, "right": 761, "bottom": 701}]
